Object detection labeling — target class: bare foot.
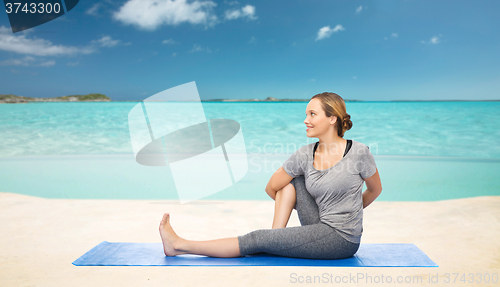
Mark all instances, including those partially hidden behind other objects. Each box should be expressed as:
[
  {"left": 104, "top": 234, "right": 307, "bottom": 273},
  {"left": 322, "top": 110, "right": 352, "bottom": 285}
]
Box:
[{"left": 159, "top": 213, "right": 183, "bottom": 256}]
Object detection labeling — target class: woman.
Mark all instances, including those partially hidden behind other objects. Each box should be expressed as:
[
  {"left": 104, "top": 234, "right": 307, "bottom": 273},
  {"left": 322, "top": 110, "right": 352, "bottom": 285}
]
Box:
[{"left": 159, "top": 92, "right": 382, "bottom": 259}]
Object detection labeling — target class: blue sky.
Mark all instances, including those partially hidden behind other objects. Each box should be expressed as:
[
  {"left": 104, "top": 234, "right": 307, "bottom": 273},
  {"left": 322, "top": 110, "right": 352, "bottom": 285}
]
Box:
[{"left": 0, "top": 0, "right": 499, "bottom": 101}]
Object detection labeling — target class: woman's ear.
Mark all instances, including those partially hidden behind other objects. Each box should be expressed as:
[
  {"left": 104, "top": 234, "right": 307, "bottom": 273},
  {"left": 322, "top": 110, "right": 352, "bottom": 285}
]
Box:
[{"left": 330, "top": 116, "right": 337, "bottom": 125}]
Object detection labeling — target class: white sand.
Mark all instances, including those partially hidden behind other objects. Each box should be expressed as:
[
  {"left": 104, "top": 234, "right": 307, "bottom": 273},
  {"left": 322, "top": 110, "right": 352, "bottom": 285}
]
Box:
[{"left": 0, "top": 192, "right": 498, "bottom": 287}]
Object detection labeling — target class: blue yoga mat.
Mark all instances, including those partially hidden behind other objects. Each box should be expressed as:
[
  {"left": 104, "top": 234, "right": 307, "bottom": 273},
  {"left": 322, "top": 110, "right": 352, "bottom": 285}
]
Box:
[{"left": 73, "top": 241, "right": 438, "bottom": 267}]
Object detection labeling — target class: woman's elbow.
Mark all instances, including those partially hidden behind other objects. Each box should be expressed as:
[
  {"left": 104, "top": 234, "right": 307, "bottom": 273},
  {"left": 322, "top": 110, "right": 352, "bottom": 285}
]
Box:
[
  {"left": 265, "top": 186, "right": 276, "bottom": 200},
  {"left": 367, "top": 184, "right": 382, "bottom": 196}
]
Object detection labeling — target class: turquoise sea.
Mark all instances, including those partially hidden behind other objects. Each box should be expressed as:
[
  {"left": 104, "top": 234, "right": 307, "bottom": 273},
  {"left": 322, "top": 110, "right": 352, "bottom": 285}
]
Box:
[{"left": 0, "top": 101, "right": 499, "bottom": 201}]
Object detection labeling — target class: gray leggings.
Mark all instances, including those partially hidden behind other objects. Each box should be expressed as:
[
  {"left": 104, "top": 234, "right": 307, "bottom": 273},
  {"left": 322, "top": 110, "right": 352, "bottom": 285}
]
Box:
[{"left": 237, "top": 175, "right": 360, "bottom": 259}]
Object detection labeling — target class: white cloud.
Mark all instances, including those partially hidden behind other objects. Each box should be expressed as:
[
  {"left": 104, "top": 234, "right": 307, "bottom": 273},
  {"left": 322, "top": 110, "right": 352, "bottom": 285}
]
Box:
[
  {"left": 188, "top": 44, "right": 211, "bottom": 53},
  {"left": 430, "top": 36, "right": 440, "bottom": 44},
  {"left": 356, "top": 6, "right": 363, "bottom": 14},
  {"left": 162, "top": 38, "right": 177, "bottom": 44},
  {"left": 0, "top": 26, "right": 94, "bottom": 56},
  {"left": 249, "top": 36, "right": 256, "bottom": 44},
  {"left": 86, "top": 3, "right": 101, "bottom": 16},
  {"left": 38, "top": 60, "right": 56, "bottom": 67},
  {"left": 422, "top": 34, "right": 442, "bottom": 45},
  {"left": 242, "top": 5, "right": 257, "bottom": 19},
  {"left": 0, "top": 26, "right": 11, "bottom": 34},
  {"left": 385, "top": 33, "right": 398, "bottom": 40},
  {"left": 113, "top": 0, "right": 218, "bottom": 31},
  {"left": 315, "top": 25, "right": 345, "bottom": 41},
  {"left": 0, "top": 26, "right": 126, "bottom": 67},
  {"left": 66, "top": 61, "right": 79, "bottom": 66},
  {"left": 91, "top": 36, "right": 121, "bottom": 47},
  {"left": 225, "top": 4, "right": 257, "bottom": 20},
  {"left": 0, "top": 56, "right": 55, "bottom": 67}
]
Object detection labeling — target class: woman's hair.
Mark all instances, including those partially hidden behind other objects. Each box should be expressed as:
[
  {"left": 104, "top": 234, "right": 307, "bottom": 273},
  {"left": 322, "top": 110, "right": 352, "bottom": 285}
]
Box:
[{"left": 311, "top": 92, "right": 353, "bottom": 137}]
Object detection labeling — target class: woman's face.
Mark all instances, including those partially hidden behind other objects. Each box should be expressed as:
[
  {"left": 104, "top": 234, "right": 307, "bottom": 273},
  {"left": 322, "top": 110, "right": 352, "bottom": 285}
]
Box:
[{"left": 304, "top": 98, "right": 336, "bottom": 138}]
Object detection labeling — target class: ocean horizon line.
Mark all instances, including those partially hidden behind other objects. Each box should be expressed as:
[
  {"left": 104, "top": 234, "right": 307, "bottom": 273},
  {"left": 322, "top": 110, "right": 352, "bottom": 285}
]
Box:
[
  {"left": 5, "top": 99, "right": 498, "bottom": 103},
  {"left": 104, "top": 98, "right": 500, "bottom": 102}
]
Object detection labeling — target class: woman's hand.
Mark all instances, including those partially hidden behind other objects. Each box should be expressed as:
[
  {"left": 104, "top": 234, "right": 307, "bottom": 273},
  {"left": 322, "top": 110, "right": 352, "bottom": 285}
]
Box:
[
  {"left": 265, "top": 167, "right": 293, "bottom": 200},
  {"left": 362, "top": 168, "right": 382, "bottom": 208}
]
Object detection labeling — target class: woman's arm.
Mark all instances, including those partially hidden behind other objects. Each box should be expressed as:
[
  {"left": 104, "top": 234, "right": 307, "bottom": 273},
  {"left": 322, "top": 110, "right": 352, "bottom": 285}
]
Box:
[
  {"left": 265, "top": 167, "right": 294, "bottom": 201},
  {"left": 362, "top": 168, "right": 382, "bottom": 209}
]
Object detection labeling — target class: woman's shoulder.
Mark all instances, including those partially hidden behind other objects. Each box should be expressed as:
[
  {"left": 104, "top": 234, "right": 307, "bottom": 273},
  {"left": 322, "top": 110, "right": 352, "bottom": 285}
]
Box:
[
  {"left": 287, "top": 142, "right": 316, "bottom": 159},
  {"left": 351, "top": 140, "right": 368, "bottom": 149},
  {"left": 349, "top": 140, "right": 373, "bottom": 156}
]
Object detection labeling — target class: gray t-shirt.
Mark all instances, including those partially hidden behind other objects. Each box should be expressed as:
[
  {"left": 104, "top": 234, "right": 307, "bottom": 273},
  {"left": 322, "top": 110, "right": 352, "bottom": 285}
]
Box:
[{"left": 282, "top": 140, "right": 377, "bottom": 244}]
